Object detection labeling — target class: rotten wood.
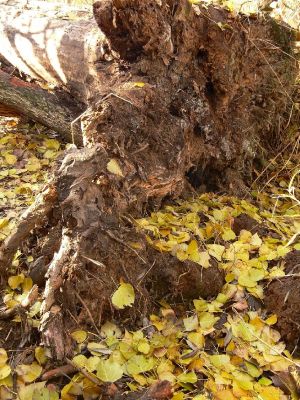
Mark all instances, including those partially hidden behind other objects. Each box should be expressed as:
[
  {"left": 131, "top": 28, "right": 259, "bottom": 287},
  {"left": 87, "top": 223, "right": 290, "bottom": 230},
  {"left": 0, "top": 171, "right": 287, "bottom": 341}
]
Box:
[{"left": 0, "top": 0, "right": 298, "bottom": 361}]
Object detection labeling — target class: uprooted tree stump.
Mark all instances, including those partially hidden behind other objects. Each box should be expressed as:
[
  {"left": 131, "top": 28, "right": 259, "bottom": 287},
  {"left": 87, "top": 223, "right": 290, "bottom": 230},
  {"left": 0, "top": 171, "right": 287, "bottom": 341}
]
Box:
[{"left": 0, "top": 0, "right": 298, "bottom": 359}]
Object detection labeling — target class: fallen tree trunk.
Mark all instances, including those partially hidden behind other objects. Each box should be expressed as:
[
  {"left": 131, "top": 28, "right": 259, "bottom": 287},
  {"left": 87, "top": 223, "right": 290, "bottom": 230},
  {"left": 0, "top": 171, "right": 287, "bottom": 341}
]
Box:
[
  {"left": 0, "top": 0, "right": 298, "bottom": 360},
  {"left": 0, "top": 70, "right": 82, "bottom": 143},
  {"left": 0, "top": 0, "right": 103, "bottom": 103}
]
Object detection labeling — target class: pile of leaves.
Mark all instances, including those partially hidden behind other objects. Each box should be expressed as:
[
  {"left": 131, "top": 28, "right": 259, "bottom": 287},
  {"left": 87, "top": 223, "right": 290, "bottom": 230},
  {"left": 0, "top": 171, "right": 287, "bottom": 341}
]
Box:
[
  {"left": 0, "top": 112, "right": 300, "bottom": 400},
  {"left": 0, "top": 118, "right": 63, "bottom": 242}
]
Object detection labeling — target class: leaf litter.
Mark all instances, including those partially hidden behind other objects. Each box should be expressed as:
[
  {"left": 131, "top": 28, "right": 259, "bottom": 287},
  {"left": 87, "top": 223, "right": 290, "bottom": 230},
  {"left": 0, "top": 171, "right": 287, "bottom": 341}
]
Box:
[{"left": 0, "top": 118, "right": 300, "bottom": 399}]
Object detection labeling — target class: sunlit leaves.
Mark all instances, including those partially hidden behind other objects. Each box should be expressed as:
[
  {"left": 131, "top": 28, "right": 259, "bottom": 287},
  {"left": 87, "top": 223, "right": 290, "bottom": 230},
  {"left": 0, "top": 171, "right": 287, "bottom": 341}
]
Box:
[
  {"left": 35, "top": 347, "right": 48, "bottom": 365},
  {"left": 2, "top": 119, "right": 300, "bottom": 400},
  {"left": 107, "top": 159, "right": 124, "bottom": 177},
  {"left": 0, "top": 364, "right": 11, "bottom": 380},
  {"left": 8, "top": 273, "right": 24, "bottom": 289},
  {"left": 126, "top": 355, "right": 155, "bottom": 375},
  {"left": 112, "top": 282, "right": 135, "bottom": 309},
  {"left": 0, "top": 129, "right": 62, "bottom": 241},
  {"left": 71, "top": 330, "right": 88, "bottom": 344},
  {"left": 16, "top": 363, "right": 43, "bottom": 383},
  {"left": 96, "top": 359, "right": 123, "bottom": 382},
  {"left": 183, "top": 315, "right": 198, "bottom": 331}
]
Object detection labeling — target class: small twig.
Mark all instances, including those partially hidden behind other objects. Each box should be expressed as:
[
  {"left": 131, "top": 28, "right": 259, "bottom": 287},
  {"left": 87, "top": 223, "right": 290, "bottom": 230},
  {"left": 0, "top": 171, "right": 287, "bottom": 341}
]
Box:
[
  {"left": 40, "top": 364, "right": 76, "bottom": 381},
  {"left": 66, "top": 358, "right": 102, "bottom": 386},
  {"left": 81, "top": 255, "right": 106, "bottom": 269},
  {"left": 137, "top": 261, "right": 156, "bottom": 283},
  {"left": 74, "top": 292, "right": 101, "bottom": 337},
  {"left": 233, "top": 309, "right": 300, "bottom": 368}
]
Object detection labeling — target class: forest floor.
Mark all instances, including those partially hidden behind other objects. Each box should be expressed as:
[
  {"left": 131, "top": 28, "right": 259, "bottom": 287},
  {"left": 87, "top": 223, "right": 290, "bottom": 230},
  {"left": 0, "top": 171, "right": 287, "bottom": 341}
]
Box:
[{"left": 0, "top": 109, "right": 299, "bottom": 400}]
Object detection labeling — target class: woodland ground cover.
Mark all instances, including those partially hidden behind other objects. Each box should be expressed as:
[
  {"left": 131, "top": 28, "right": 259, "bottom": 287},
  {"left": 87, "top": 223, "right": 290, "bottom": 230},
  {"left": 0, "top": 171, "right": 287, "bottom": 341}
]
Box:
[{"left": 0, "top": 113, "right": 299, "bottom": 399}]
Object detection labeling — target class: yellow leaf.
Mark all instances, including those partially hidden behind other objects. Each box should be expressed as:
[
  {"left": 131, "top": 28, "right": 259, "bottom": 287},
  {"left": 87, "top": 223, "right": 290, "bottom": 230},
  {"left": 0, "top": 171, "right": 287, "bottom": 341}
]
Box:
[
  {"left": 177, "top": 371, "right": 197, "bottom": 384},
  {"left": 112, "top": 282, "right": 135, "bottom": 309},
  {"left": 257, "top": 385, "right": 282, "bottom": 400},
  {"left": 22, "top": 277, "right": 33, "bottom": 293},
  {"left": 172, "top": 392, "right": 185, "bottom": 400},
  {"left": 0, "top": 218, "right": 9, "bottom": 229},
  {"left": 133, "top": 82, "right": 145, "bottom": 88},
  {"left": 0, "top": 349, "right": 8, "bottom": 366},
  {"left": 8, "top": 273, "right": 25, "bottom": 289},
  {"left": 107, "top": 159, "right": 124, "bottom": 177},
  {"left": 137, "top": 342, "right": 150, "bottom": 354},
  {"left": 0, "top": 365, "right": 11, "bottom": 380},
  {"left": 258, "top": 376, "right": 272, "bottom": 386},
  {"left": 0, "top": 374, "right": 13, "bottom": 388},
  {"left": 85, "top": 356, "right": 101, "bottom": 372},
  {"left": 183, "top": 315, "right": 198, "bottom": 331},
  {"left": 72, "top": 354, "right": 88, "bottom": 368},
  {"left": 238, "top": 268, "right": 265, "bottom": 288},
  {"left": 265, "top": 314, "right": 277, "bottom": 326},
  {"left": 214, "top": 390, "right": 236, "bottom": 400},
  {"left": 213, "top": 209, "right": 227, "bottom": 221},
  {"left": 4, "top": 153, "right": 17, "bottom": 165},
  {"left": 35, "top": 347, "right": 48, "bottom": 365},
  {"left": 43, "top": 150, "right": 57, "bottom": 159},
  {"left": 26, "top": 158, "right": 41, "bottom": 172},
  {"left": 71, "top": 330, "right": 88, "bottom": 344},
  {"left": 87, "top": 342, "right": 110, "bottom": 356},
  {"left": 32, "top": 387, "right": 59, "bottom": 400},
  {"left": 158, "top": 371, "right": 176, "bottom": 383},
  {"left": 198, "top": 251, "right": 211, "bottom": 268},
  {"left": 18, "top": 382, "right": 46, "bottom": 400},
  {"left": 100, "top": 321, "right": 122, "bottom": 338},
  {"left": 16, "top": 363, "right": 42, "bottom": 383},
  {"left": 193, "top": 299, "right": 208, "bottom": 312},
  {"left": 250, "top": 233, "right": 262, "bottom": 248},
  {"left": 210, "top": 354, "right": 230, "bottom": 368},
  {"left": 126, "top": 355, "right": 155, "bottom": 375},
  {"left": 187, "top": 332, "right": 204, "bottom": 348},
  {"left": 222, "top": 229, "right": 236, "bottom": 241},
  {"left": 43, "top": 139, "right": 60, "bottom": 151},
  {"left": 199, "top": 312, "right": 218, "bottom": 330},
  {"left": 207, "top": 244, "right": 225, "bottom": 261},
  {"left": 245, "top": 361, "right": 261, "bottom": 378}
]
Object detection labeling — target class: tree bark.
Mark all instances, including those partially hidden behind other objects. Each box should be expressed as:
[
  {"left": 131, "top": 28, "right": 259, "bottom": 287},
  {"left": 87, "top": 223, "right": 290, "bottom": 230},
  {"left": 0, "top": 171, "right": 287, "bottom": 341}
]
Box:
[
  {"left": 0, "top": 70, "right": 82, "bottom": 143},
  {"left": 0, "top": 0, "right": 298, "bottom": 360},
  {"left": 0, "top": 0, "right": 103, "bottom": 103}
]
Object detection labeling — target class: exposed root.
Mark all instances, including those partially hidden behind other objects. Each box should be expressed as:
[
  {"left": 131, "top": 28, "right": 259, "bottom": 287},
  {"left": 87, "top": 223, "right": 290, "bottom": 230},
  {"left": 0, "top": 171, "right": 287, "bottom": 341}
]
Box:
[
  {"left": 40, "top": 232, "right": 74, "bottom": 360},
  {"left": 0, "top": 185, "right": 57, "bottom": 274},
  {"left": 40, "top": 364, "right": 76, "bottom": 381}
]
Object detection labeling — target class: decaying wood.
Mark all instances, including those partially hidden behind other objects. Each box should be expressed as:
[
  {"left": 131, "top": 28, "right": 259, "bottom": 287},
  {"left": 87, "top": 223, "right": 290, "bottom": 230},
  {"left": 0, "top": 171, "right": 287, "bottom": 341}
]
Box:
[
  {"left": 0, "top": 0, "right": 298, "bottom": 360},
  {"left": 0, "top": 70, "right": 82, "bottom": 142},
  {"left": 0, "top": 103, "right": 21, "bottom": 117}
]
